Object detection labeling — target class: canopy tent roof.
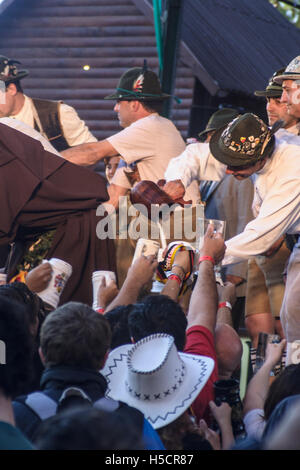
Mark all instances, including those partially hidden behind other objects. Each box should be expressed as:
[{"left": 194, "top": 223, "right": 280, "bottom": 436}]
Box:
[{"left": 181, "top": 0, "right": 300, "bottom": 96}]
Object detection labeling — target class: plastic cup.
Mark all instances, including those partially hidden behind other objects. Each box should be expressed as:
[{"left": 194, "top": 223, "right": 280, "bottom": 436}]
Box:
[
  {"left": 92, "top": 270, "right": 116, "bottom": 310},
  {"left": 131, "top": 238, "right": 160, "bottom": 264},
  {"left": 196, "top": 218, "right": 226, "bottom": 252},
  {"left": 37, "top": 258, "right": 72, "bottom": 308}
]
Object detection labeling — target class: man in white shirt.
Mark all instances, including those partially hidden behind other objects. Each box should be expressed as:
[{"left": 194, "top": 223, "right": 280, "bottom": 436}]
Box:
[
  {"left": 164, "top": 111, "right": 300, "bottom": 343},
  {"left": 0, "top": 55, "right": 97, "bottom": 152},
  {"left": 239, "top": 69, "right": 298, "bottom": 348},
  {"left": 271, "top": 56, "right": 300, "bottom": 357},
  {"left": 208, "top": 113, "right": 300, "bottom": 346},
  {"left": 165, "top": 108, "right": 254, "bottom": 331},
  {"left": 61, "top": 65, "right": 200, "bottom": 208}
]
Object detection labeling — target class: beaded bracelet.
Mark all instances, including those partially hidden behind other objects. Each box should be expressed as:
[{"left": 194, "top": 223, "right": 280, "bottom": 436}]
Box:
[{"left": 198, "top": 255, "right": 215, "bottom": 265}]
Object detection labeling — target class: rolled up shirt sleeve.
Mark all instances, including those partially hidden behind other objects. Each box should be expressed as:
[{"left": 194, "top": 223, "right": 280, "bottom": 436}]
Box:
[
  {"left": 164, "top": 142, "right": 226, "bottom": 188},
  {"left": 59, "top": 103, "right": 98, "bottom": 146}
]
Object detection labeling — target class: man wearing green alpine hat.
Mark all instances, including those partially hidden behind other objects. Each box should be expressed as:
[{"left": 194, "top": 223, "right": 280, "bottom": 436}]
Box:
[
  {"left": 255, "top": 68, "right": 299, "bottom": 140},
  {"left": 242, "top": 69, "right": 298, "bottom": 350},
  {"left": 62, "top": 65, "right": 199, "bottom": 208},
  {"left": 207, "top": 113, "right": 300, "bottom": 352},
  {"left": 164, "top": 108, "right": 254, "bottom": 330},
  {"left": 275, "top": 55, "right": 300, "bottom": 127},
  {"left": 0, "top": 55, "right": 97, "bottom": 152}
]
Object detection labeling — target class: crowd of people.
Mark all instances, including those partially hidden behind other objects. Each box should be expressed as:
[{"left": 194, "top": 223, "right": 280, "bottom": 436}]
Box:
[{"left": 0, "top": 52, "right": 300, "bottom": 451}]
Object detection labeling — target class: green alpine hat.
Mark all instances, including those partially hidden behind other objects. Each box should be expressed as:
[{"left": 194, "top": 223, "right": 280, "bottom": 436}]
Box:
[
  {"left": 198, "top": 108, "right": 240, "bottom": 141},
  {"left": 104, "top": 67, "right": 170, "bottom": 101},
  {"left": 0, "top": 55, "right": 28, "bottom": 84},
  {"left": 209, "top": 113, "right": 276, "bottom": 167},
  {"left": 254, "top": 68, "right": 285, "bottom": 98}
]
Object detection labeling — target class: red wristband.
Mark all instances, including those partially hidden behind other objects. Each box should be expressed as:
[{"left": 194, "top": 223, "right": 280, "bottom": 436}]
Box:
[
  {"left": 168, "top": 273, "right": 182, "bottom": 286},
  {"left": 218, "top": 301, "right": 232, "bottom": 310},
  {"left": 198, "top": 256, "right": 215, "bottom": 265},
  {"left": 96, "top": 307, "right": 105, "bottom": 314}
]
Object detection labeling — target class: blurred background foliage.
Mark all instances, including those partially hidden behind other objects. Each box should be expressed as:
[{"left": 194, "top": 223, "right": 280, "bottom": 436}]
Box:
[{"left": 269, "top": 0, "right": 300, "bottom": 28}]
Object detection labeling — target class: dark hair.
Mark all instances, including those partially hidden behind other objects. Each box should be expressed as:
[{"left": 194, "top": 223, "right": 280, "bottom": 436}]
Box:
[
  {"left": 40, "top": 302, "right": 111, "bottom": 369},
  {"left": 34, "top": 406, "right": 144, "bottom": 450},
  {"left": 0, "top": 282, "right": 45, "bottom": 332},
  {"left": 128, "top": 294, "right": 187, "bottom": 351},
  {"left": 263, "top": 135, "right": 275, "bottom": 160},
  {"left": 141, "top": 100, "right": 164, "bottom": 114},
  {"left": 0, "top": 295, "right": 33, "bottom": 398},
  {"left": 264, "top": 364, "right": 300, "bottom": 421},
  {"left": 104, "top": 305, "right": 133, "bottom": 349},
  {"left": 5, "top": 80, "right": 23, "bottom": 93},
  {"left": 158, "top": 412, "right": 212, "bottom": 450}
]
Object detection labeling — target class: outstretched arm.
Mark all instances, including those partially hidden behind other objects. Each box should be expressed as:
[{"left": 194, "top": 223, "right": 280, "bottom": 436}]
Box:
[
  {"left": 243, "top": 339, "right": 287, "bottom": 416},
  {"left": 61, "top": 139, "right": 119, "bottom": 166},
  {"left": 160, "top": 249, "right": 191, "bottom": 302},
  {"left": 104, "top": 255, "right": 158, "bottom": 312},
  {"left": 187, "top": 225, "right": 226, "bottom": 334}
]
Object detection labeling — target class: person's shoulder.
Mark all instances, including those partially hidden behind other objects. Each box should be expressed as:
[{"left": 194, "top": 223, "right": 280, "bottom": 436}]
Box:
[
  {"left": 116, "top": 400, "right": 145, "bottom": 431},
  {"left": 275, "top": 136, "right": 300, "bottom": 153},
  {"left": 180, "top": 141, "right": 210, "bottom": 157},
  {"left": 0, "top": 116, "right": 33, "bottom": 133},
  {"left": 138, "top": 113, "right": 179, "bottom": 131},
  {"left": 187, "top": 141, "right": 209, "bottom": 151},
  {"left": 12, "top": 395, "right": 42, "bottom": 437},
  {"left": 273, "top": 138, "right": 300, "bottom": 166},
  {"left": 59, "top": 102, "right": 79, "bottom": 114},
  {"left": 0, "top": 421, "right": 34, "bottom": 450}
]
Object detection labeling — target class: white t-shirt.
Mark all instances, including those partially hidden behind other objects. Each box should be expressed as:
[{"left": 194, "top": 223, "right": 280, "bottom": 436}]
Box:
[
  {"left": 108, "top": 113, "right": 200, "bottom": 203},
  {"left": 243, "top": 408, "right": 265, "bottom": 440},
  {"left": 10, "top": 95, "right": 97, "bottom": 147}
]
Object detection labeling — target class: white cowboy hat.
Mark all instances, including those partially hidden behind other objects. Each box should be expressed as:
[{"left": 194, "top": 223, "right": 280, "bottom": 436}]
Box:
[{"left": 101, "top": 333, "right": 214, "bottom": 429}]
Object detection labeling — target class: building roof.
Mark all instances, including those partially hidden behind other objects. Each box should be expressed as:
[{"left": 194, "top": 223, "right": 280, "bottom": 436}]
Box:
[
  {"left": 181, "top": 0, "right": 300, "bottom": 96},
  {"left": 0, "top": 0, "right": 15, "bottom": 14}
]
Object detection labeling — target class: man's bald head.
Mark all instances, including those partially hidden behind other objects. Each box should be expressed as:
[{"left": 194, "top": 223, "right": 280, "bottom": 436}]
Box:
[{"left": 215, "top": 323, "right": 243, "bottom": 380}]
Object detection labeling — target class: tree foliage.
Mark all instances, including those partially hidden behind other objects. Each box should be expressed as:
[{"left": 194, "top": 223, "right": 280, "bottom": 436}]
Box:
[{"left": 269, "top": 0, "right": 300, "bottom": 27}]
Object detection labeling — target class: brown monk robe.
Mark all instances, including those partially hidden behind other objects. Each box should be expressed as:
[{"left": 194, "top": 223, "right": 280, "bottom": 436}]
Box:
[{"left": 0, "top": 122, "right": 116, "bottom": 306}]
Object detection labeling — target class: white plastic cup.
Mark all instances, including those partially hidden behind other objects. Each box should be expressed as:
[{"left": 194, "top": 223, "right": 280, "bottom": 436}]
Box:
[
  {"left": 132, "top": 238, "right": 160, "bottom": 265},
  {"left": 37, "top": 258, "right": 73, "bottom": 308},
  {"left": 196, "top": 218, "right": 226, "bottom": 252},
  {"left": 0, "top": 273, "right": 7, "bottom": 285},
  {"left": 150, "top": 279, "right": 165, "bottom": 293},
  {"left": 92, "top": 270, "right": 116, "bottom": 310}
]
